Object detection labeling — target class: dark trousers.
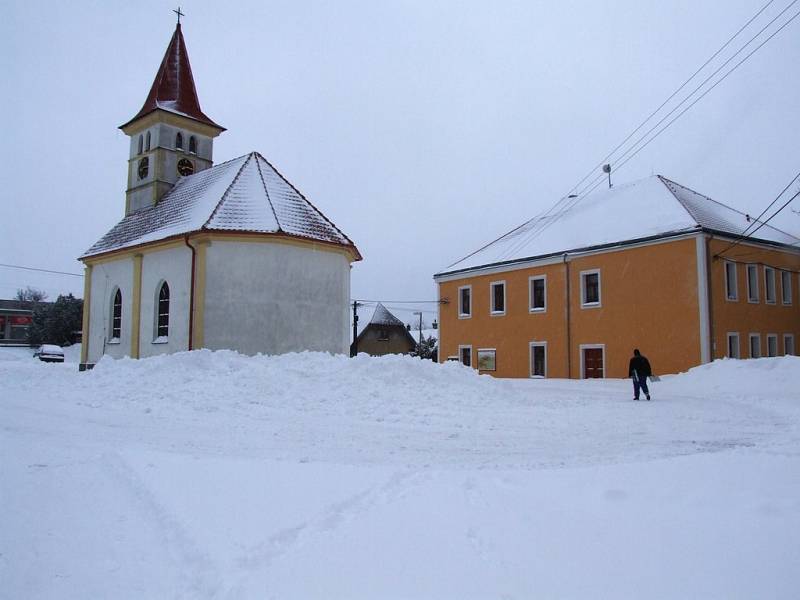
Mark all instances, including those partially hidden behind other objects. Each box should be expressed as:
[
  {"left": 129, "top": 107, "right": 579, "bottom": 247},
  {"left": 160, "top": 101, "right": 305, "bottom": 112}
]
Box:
[{"left": 633, "top": 375, "right": 649, "bottom": 399}]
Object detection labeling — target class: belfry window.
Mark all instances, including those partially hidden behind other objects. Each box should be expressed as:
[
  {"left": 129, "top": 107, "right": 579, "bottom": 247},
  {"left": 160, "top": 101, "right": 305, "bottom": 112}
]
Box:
[
  {"left": 156, "top": 282, "right": 170, "bottom": 338},
  {"left": 110, "top": 289, "right": 122, "bottom": 340},
  {"left": 175, "top": 132, "right": 184, "bottom": 150},
  {"left": 145, "top": 131, "right": 151, "bottom": 152},
  {"left": 137, "top": 135, "right": 143, "bottom": 154},
  {"left": 189, "top": 135, "right": 197, "bottom": 154}
]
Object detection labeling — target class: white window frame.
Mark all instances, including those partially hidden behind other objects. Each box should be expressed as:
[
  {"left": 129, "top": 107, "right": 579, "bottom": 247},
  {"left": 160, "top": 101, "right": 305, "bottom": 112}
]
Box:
[
  {"left": 580, "top": 269, "right": 602, "bottom": 308},
  {"left": 529, "top": 341, "right": 547, "bottom": 378},
  {"left": 529, "top": 275, "right": 547, "bottom": 313},
  {"left": 746, "top": 264, "right": 759, "bottom": 303},
  {"left": 489, "top": 280, "right": 506, "bottom": 315},
  {"left": 579, "top": 343, "right": 606, "bottom": 379},
  {"left": 781, "top": 270, "right": 792, "bottom": 305},
  {"left": 764, "top": 267, "right": 776, "bottom": 305},
  {"left": 766, "top": 333, "right": 778, "bottom": 357},
  {"left": 726, "top": 332, "right": 740, "bottom": 359},
  {"left": 724, "top": 261, "right": 738, "bottom": 301},
  {"left": 108, "top": 287, "right": 122, "bottom": 344},
  {"left": 458, "top": 344, "right": 472, "bottom": 367},
  {"left": 784, "top": 334, "right": 795, "bottom": 356},
  {"left": 457, "top": 285, "right": 472, "bottom": 319},
  {"left": 749, "top": 333, "right": 761, "bottom": 359}
]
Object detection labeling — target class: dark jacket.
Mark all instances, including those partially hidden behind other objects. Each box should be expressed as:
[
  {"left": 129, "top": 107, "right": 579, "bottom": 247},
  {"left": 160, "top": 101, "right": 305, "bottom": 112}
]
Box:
[{"left": 628, "top": 354, "right": 652, "bottom": 378}]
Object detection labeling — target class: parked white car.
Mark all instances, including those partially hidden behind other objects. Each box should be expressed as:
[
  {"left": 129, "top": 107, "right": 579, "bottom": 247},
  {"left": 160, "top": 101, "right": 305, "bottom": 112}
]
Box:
[{"left": 33, "top": 344, "right": 65, "bottom": 363}]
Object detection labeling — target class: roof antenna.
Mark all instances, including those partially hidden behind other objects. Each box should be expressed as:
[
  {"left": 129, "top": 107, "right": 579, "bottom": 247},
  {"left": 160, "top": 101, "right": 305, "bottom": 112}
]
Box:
[
  {"left": 602, "top": 164, "right": 612, "bottom": 188},
  {"left": 173, "top": 6, "right": 184, "bottom": 25}
]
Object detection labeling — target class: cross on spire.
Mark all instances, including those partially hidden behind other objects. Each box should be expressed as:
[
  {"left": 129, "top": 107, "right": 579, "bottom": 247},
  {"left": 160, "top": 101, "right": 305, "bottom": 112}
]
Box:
[{"left": 173, "top": 6, "right": 185, "bottom": 24}]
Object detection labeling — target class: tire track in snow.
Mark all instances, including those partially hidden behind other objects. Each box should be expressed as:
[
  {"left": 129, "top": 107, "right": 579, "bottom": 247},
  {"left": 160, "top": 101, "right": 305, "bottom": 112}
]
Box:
[{"left": 103, "top": 452, "right": 222, "bottom": 598}]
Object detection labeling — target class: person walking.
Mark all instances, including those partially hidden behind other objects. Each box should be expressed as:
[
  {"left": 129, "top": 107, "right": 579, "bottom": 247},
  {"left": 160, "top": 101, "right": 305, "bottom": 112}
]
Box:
[{"left": 628, "top": 349, "right": 652, "bottom": 401}]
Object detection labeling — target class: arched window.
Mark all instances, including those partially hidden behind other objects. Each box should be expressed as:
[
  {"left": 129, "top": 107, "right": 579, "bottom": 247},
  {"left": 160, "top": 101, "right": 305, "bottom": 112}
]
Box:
[
  {"left": 145, "top": 131, "right": 151, "bottom": 152},
  {"left": 110, "top": 288, "right": 122, "bottom": 340},
  {"left": 189, "top": 135, "right": 197, "bottom": 154},
  {"left": 137, "top": 135, "right": 143, "bottom": 155},
  {"left": 175, "top": 132, "right": 183, "bottom": 150},
  {"left": 156, "top": 282, "right": 170, "bottom": 338}
]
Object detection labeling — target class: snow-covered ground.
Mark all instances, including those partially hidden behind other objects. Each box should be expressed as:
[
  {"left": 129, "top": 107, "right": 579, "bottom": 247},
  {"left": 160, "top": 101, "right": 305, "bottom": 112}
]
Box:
[{"left": 2, "top": 349, "right": 799, "bottom": 599}]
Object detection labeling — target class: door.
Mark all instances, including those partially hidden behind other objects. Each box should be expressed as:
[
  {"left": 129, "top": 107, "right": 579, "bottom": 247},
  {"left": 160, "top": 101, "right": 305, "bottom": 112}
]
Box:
[{"left": 583, "top": 347, "right": 604, "bottom": 378}]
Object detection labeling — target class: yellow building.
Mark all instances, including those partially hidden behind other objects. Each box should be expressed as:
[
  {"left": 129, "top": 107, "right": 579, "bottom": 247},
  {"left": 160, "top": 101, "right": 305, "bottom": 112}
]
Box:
[{"left": 434, "top": 176, "right": 800, "bottom": 378}]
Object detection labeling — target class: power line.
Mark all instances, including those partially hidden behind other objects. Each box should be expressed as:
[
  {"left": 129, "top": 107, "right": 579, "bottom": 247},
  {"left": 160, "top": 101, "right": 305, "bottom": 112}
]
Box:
[
  {"left": 0, "top": 263, "right": 84, "bottom": 277},
  {"left": 565, "top": 0, "right": 778, "bottom": 199},
  {"left": 574, "top": 1, "right": 800, "bottom": 200},
  {"left": 493, "top": 2, "right": 800, "bottom": 263}
]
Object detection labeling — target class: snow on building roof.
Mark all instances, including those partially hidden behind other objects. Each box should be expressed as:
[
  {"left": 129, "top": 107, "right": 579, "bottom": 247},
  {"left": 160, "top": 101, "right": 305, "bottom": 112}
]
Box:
[
  {"left": 82, "top": 152, "right": 360, "bottom": 259},
  {"left": 438, "top": 175, "right": 800, "bottom": 277},
  {"left": 120, "top": 23, "right": 223, "bottom": 131},
  {"left": 368, "top": 303, "right": 406, "bottom": 328}
]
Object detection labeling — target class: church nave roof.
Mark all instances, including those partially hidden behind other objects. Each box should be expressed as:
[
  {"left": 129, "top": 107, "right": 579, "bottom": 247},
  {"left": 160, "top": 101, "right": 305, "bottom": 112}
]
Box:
[{"left": 82, "top": 152, "right": 360, "bottom": 259}]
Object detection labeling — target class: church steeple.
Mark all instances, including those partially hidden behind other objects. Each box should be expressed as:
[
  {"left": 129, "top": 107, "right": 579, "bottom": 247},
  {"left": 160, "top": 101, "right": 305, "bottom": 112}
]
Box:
[
  {"left": 119, "top": 21, "right": 225, "bottom": 215},
  {"left": 120, "top": 23, "right": 224, "bottom": 132}
]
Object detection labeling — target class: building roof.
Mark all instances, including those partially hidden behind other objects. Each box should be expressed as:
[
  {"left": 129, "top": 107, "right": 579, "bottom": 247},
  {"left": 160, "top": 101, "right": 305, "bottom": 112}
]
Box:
[
  {"left": 438, "top": 175, "right": 800, "bottom": 277},
  {"left": 81, "top": 152, "right": 360, "bottom": 259},
  {"left": 0, "top": 299, "right": 37, "bottom": 312},
  {"left": 120, "top": 23, "right": 223, "bottom": 131},
  {"left": 369, "top": 303, "right": 407, "bottom": 328}
]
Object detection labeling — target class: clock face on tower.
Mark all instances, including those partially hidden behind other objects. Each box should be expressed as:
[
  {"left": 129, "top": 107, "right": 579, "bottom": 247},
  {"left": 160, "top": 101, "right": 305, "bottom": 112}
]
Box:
[
  {"left": 177, "top": 158, "right": 195, "bottom": 176},
  {"left": 137, "top": 157, "right": 149, "bottom": 179}
]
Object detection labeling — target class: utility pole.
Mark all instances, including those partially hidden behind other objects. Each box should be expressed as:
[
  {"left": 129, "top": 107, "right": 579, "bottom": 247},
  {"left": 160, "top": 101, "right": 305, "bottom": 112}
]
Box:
[
  {"left": 413, "top": 311, "right": 423, "bottom": 358},
  {"left": 351, "top": 301, "right": 360, "bottom": 357}
]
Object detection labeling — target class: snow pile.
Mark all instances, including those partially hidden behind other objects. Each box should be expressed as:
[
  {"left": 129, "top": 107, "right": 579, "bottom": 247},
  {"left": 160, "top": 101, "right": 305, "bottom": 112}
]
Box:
[{"left": 3, "top": 351, "right": 800, "bottom": 598}]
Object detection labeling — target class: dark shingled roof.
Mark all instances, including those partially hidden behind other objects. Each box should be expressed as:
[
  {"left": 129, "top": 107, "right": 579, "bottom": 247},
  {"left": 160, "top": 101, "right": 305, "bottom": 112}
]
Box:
[
  {"left": 120, "top": 23, "right": 223, "bottom": 131},
  {"left": 81, "top": 152, "right": 360, "bottom": 259}
]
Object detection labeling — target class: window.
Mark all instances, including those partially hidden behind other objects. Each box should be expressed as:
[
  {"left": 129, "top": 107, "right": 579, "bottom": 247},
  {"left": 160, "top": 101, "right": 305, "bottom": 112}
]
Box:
[
  {"left": 724, "top": 262, "right": 738, "bottom": 301},
  {"left": 781, "top": 270, "right": 792, "bottom": 304},
  {"left": 189, "top": 135, "right": 197, "bottom": 154},
  {"left": 458, "top": 285, "right": 471, "bottom": 318},
  {"left": 477, "top": 349, "right": 496, "bottom": 371},
  {"left": 784, "top": 334, "right": 795, "bottom": 356},
  {"left": 746, "top": 264, "right": 759, "bottom": 303},
  {"left": 175, "top": 132, "right": 183, "bottom": 150},
  {"left": 529, "top": 275, "right": 546, "bottom": 312},
  {"left": 156, "top": 282, "right": 170, "bottom": 339},
  {"left": 490, "top": 281, "right": 506, "bottom": 314},
  {"left": 727, "top": 333, "right": 740, "bottom": 359},
  {"left": 581, "top": 270, "right": 601, "bottom": 307},
  {"left": 378, "top": 329, "right": 388, "bottom": 341},
  {"left": 145, "top": 131, "right": 151, "bottom": 152},
  {"left": 459, "top": 345, "right": 472, "bottom": 367},
  {"left": 749, "top": 334, "right": 761, "bottom": 359},
  {"left": 530, "top": 342, "right": 547, "bottom": 377},
  {"left": 766, "top": 334, "right": 778, "bottom": 357},
  {"left": 764, "top": 267, "right": 776, "bottom": 304},
  {"left": 137, "top": 134, "right": 143, "bottom": 155},
  {"left": 110, "top": 288, "right": 122, "bottom": 341}
]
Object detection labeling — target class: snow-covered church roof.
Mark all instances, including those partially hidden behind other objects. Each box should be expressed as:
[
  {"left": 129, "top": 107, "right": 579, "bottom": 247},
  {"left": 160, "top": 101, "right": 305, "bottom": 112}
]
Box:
[
  {"left": 82, "top": 152, "right": 360, "bottom": 259},
  {"left": 438, "top": 175, "right": 800, "bottom": 277}
]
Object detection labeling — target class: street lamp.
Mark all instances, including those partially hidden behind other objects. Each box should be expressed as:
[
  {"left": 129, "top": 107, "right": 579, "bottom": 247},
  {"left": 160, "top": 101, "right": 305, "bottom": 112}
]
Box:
[{"left": 412, "top": 311, "right": 423, "bottom": 358}]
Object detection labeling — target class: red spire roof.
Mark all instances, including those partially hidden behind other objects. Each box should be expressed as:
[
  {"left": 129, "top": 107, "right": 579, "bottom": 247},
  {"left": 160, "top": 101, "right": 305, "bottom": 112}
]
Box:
[{"left": 120, "top": 24, "right": 224, "bottom": 131}]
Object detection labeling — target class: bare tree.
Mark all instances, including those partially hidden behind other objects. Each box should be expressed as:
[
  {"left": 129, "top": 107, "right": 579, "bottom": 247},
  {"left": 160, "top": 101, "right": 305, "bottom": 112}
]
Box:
[{"left": 15, "top": 286, "right": 48, "bottom": 302}]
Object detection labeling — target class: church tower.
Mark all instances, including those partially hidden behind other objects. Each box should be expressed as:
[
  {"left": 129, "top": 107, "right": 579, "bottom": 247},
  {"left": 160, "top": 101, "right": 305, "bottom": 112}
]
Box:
[{"left": 119, "top": 22, "right": 225, "bottom": 215}]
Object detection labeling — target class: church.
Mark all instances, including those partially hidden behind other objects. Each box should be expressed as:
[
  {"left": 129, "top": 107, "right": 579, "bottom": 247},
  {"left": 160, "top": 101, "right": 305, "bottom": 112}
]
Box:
[{"left": 79, "top": 21, "right": 361, "bottom": 370}]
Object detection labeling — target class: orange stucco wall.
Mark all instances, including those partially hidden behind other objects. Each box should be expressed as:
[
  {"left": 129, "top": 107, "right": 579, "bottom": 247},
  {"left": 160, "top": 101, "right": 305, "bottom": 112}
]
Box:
[
  {"left": 437, "top": 237, "right": 703, "bottom": 378},
  {"left": 708, "top": 238, "right": 800, "bottom": 358}
]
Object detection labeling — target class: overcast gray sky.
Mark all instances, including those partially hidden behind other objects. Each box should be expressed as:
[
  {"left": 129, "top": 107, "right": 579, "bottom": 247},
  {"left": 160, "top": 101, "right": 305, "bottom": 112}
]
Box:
[{"left": 2, "top": 1, "right": 799, "bottom": 324}]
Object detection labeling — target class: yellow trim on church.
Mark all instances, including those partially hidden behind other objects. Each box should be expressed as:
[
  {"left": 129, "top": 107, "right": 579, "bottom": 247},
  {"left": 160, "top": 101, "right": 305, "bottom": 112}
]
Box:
[
  {"left": 130, "top": 254, "right": 143, "bottom": 358},
  {"left": 80, "top": 265, "right": 93, "bottom": 364},
  {"left": 192, "top": 240, "right": 209, "bottom": 348}
]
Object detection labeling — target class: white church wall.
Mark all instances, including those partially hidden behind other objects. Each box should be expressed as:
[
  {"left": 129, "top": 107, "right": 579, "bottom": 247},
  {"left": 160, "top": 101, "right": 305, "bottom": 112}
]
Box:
[
  {"left": 138, "top": 246, "right": 193, "bottom": 358},
  {"left": 87, "top": 258, "right": 134, "bottom": 363},
  {"left": 203, "top": 240, "right": 351, "bottom": 355}
]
